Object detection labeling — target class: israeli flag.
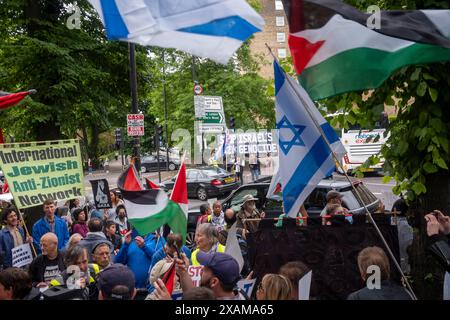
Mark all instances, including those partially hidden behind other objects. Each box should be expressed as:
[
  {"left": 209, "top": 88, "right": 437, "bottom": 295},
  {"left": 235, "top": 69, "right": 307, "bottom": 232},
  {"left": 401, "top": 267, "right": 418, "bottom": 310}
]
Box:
[
  {"left": 88, "top": 0, "right": 264, "bottom": 64},
  {"left": 215, "top": 131, "right": 228, "bottom": 161},
  {"left": 274, "top": 61, "right": 346, "bottom": 218}
]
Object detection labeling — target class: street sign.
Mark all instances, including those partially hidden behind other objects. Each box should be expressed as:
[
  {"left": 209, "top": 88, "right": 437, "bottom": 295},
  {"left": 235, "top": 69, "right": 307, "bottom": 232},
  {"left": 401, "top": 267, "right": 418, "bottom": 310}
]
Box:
[
  {"left": 193, "top": 83, "right": 203, "bottom": 95},
  {"left": 127, "top": 114, "right": 144, "bottom": 136},
  {"left": 194, "top": 96, "right": 226, "bottom": 133}
]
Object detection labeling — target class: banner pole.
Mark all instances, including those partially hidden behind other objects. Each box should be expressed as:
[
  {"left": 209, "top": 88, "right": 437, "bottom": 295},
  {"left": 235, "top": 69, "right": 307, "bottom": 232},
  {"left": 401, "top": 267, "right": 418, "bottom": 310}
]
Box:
[
  {"left": 17, "top": 209, "right": 37, "bottom": 257},
  {"left": 265, "top": 43, "right": 417, "bottom": 300}
]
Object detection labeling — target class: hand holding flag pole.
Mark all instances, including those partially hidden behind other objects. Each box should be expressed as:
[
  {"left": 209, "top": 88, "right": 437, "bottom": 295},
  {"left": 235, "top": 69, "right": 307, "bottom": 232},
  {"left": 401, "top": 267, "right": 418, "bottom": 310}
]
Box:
[{"left": 266, "top": 43, "right": 417, "bottom": 300}]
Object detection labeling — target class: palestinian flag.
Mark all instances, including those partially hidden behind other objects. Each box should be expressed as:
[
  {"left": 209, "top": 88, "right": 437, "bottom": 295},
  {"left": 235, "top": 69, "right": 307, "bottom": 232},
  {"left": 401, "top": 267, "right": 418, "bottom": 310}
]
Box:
[
  {"left": 145, "top": 178, "right": 160, "bottom": 189},
  {"left": 0, "top": 90, "right": 33, "bottom": 110},
  {"left": 282, "top": 0, "right": 450, "bottom": 100},
  {"left": 117, "top": 165, "right": 187, "bottom": 243}
]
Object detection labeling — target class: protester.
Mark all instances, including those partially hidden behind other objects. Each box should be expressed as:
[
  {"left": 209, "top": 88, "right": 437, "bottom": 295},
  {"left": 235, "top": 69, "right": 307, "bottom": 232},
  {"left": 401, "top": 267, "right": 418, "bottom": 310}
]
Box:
[
  {"left": 97, "top": 263, "right": 136, "bottom": 300},
  {"left": 71, "top": 208, "right": 89, "bottom": 237},
  {"left": 182, "top": 287, "right": 216, "bottom": 300},
  {"left": 256, "top": 273, "right": 292, "bottom": 300},
  {"left": 32, "top": 199, "right": 70, "bottom": 254},
  {"left": 347, "top": 246, "right": 414, "bottom": 300},
  {"left": 320, "top": 191, "right": 350, "bottom": 223},
  {"left": 236, "top": 195, "right": 265, "bottom": 234},
  {"left": 149, "top": 233, "right": 191, "bottom": 273},
  {"left": 323, "top": 204, "right": 349, "bottom": 226},
  {"left": 0, "top": 267, "right": 40, "bottom": 300},
  {"left": 107, "top": 191, "right": 124, "bottom": 221},
  {"left": 79, "top": 218, "right": 113, "bottom": 262},
  {"left": 249, "top": 153, "right": 259, "bottom": 181},
  {"left": 104, "top": 220, "right": 122, "bottom": 252},
  {"left": 104, "top": 158, "right": 110, "bottom": 173},
  {"left": 275, "top": 204, "right": 308, "bottom": 227},
  {"left": 234, "top": 157, "right": 243, "bottom": 185},
  {"left": 114, "top": 230, "right": 166, "bottom": 299},
  {"left": 146, "top": 259, "right": 181, "bottom": 300},
  {"left": 65, "top": 233, "right": 83, "bottom": 253},
  {"left": 197, "top": 203, "right": 212, "bottom": 226},
  {"left": 425, "top": 210, "right": 450, "bottom": 272},
  {"left": 69, "top": 199, "right": 82, "bottom": 215},
  {"left": 176, "top": 251, "right": 244, "bottom": 300},
  {"left": 191, "top": 224, "right": 225, "bottom": 266},
  {"left": 0, "top": 207, "right": 33, "bottom": 269},
  {"left": 279, "top": 261, "right": 311, "bottom": 300},
  {"left": 49, "top": 244, "right": 100, "bottom": 300},
  {"left": 218, "top": 208, "right": 246, "bottom": 244},
  {"left": 210, "top": 201, "right": 226, "bottom": 231},
  {"left": 92, "top": 242, "right": 113, "bottom": 270},
  {"left": 29, "top": 233, "right": 65, "bottom": 288},
  {"left": 113, "top": 205, "right": 131, "bottom": 241}
]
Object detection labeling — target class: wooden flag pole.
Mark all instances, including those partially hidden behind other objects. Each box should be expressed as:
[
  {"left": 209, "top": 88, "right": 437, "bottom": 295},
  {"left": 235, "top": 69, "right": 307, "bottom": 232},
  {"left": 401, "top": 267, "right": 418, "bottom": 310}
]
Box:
[{"left": 17, "top": 209, "right": 37, "bottom": 257}]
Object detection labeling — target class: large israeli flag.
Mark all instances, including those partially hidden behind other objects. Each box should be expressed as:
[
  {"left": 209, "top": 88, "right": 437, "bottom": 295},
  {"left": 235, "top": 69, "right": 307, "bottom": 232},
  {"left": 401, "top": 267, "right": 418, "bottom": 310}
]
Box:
[
  {"left": 88, "top": 0, "right": 264, "bottom": 64},
  {"left": 274, "top": 61, "right": 346, "bottom": 218}
]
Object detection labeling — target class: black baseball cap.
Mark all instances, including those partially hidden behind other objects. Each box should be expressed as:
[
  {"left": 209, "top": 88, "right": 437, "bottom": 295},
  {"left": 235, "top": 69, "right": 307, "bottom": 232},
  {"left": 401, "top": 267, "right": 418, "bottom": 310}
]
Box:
[{"left": 97, "top": 264, "right": 135, "bottom": 300}]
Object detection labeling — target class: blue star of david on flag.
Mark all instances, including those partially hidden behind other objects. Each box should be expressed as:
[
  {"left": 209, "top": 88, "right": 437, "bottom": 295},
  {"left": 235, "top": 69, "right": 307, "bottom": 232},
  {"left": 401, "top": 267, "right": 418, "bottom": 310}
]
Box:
[{"left": 276, "top": 116, "right": 306, "bottom": 155}]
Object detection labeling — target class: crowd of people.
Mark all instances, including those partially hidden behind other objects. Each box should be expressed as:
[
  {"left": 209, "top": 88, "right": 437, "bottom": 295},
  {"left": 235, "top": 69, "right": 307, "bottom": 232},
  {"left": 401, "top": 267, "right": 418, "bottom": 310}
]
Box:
[{"left": 0, "top": 187, "right": 448, "bottom": 301}]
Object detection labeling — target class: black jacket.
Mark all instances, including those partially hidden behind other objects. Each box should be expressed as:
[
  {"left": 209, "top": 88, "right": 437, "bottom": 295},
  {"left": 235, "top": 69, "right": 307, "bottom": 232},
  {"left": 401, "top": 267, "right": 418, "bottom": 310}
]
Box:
[
  {"left": 428, "top": 234, "right": 450, "bottom": 273},
  {"left": 347, "top": 280, "right": 414, "bottom": 300}
]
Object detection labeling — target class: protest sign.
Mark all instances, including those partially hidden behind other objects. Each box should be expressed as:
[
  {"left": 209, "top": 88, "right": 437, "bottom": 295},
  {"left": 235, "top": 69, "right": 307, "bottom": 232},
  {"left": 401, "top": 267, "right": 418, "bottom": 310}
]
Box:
[
  {"left": 90, "top": 179, "right": 112, "bottom": 209},
  {"left": 188, "top": 266, "right": 204, "bottom": 287},
  {"left": 12, "top": 243, "right": 33, "bottom": 267},
  {"left": 0, "top": 139, "right": 84, "bottom": 209},
  {"left": 298, "top": 270, "right": 312, "bottom": 300}
]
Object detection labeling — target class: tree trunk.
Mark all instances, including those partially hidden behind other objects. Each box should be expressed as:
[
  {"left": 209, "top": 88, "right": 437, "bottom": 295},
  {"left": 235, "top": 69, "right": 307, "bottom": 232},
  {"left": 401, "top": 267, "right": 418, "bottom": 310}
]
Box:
[
  {"left": 409, "top": 171, "right": 449, "bottom": 299},
  {"left": 89, "top": 123, "right": 100, "bottom": 168}
]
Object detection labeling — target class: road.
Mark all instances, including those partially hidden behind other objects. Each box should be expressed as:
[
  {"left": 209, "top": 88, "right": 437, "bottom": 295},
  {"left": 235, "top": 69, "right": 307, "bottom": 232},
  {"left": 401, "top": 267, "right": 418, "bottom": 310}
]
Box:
[{"left": 83, "top": 160, "right": 399, "bottom": 211}]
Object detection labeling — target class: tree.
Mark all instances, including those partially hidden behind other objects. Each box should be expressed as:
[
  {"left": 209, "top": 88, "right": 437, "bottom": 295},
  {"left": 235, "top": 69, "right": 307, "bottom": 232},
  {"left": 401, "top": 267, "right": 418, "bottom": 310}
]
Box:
[
  {"left": 322, "top": 0, "right": 450, "bottom": 299},
  {"left": 0, "top": 0, "right": 154, "bottom": 166}
]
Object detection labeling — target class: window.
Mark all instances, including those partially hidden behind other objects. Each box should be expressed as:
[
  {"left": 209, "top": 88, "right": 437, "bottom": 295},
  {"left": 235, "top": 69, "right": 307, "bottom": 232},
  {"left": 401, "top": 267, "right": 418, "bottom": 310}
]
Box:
[
  {"left": 277, "top": 32, "right": 286, "bottom": 42},
  {"left": 278, "top": 48, "right": 287, "bottom": 58},
  {"left": 276, "top": 16, "right": 285, "bottom": 27},
  {"left": 275, "top": 1, "right": 283, "bottom": 10},
  {"left": 187, "top": 170, "right": 198, "bottom": 180}
]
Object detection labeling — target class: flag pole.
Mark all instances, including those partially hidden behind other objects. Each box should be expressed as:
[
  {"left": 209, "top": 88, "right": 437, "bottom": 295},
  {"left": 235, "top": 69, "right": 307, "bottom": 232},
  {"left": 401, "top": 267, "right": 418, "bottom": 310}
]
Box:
[
  {"left": 17, "top": 209, "right": 37, "bottom": 257},
  {"left": 265, "top": 44, "right": 417, "bottom": 300}
]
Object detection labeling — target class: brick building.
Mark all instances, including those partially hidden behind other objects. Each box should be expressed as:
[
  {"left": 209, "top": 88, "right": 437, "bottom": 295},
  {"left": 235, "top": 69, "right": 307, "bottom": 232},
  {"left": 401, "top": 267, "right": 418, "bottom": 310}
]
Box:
[{"left": 250, "top": 0, "right": 290, "bottom": 79}]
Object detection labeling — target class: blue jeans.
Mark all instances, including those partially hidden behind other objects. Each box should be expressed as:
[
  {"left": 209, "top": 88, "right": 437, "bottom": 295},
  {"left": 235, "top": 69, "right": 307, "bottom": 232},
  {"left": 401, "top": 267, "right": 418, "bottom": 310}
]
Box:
[{"left": 251, "top": 169, "right": 259, "bottom": 181}]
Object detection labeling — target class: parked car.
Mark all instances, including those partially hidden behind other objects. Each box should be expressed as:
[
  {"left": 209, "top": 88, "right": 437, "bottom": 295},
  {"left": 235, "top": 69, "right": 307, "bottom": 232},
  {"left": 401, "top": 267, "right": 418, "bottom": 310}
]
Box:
[
  {"left": 141, "top": 155, "right": 179, "bottom": 173},
  {"left": 160, "top": 166, "right": 239, "bottom": 201},
  {"left": 221, "top": 176, "right": 380, "bottom": 219}
]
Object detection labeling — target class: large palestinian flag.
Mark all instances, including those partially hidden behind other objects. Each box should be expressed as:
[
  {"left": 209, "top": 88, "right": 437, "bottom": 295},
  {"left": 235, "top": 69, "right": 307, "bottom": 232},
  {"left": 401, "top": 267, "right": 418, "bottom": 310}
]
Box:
[
  {"left": 282, "top": 0, "right": 450, "bottom": 100},
  {"left": 117, "top": 164, "right": 187, "bottom": 242}
]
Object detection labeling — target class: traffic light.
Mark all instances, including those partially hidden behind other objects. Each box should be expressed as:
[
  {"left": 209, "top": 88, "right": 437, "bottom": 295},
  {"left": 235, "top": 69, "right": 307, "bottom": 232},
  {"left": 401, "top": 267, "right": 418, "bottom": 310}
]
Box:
[
  {"left": 114, "top": 128, "right": 122, "bottom": 150},
  {"left": 229, "top": 117, "right": 235, "bottom": 129},
  {"left": 157, "top": 125, "right": 164, "bottom": 137}
]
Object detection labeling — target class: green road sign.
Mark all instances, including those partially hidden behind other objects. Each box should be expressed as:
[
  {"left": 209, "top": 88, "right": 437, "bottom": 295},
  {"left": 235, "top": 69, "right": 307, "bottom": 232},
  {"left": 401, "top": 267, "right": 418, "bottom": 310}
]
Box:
[{"left": 203, "top": 112, "right": 224, "bottom": 124}]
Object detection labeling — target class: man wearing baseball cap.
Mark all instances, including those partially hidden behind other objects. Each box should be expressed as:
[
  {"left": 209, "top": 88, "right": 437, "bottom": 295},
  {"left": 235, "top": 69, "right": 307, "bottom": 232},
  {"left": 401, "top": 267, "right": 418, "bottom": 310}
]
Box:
[
  {"left": 97, "top": 263, "right": 136, "bottom": 300},
  {"left": 320, "top": 190, "right": 350, "bottom": 224},
  {"left": 176, "top": 252, "right": 245, "bottom": 300}
]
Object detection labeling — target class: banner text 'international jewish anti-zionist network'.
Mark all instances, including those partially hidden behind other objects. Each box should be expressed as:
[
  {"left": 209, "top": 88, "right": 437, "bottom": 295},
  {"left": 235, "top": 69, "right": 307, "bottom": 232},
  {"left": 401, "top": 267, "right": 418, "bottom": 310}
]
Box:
[{"left": 0, "top": 139, "right": 84, "bottom": 209}]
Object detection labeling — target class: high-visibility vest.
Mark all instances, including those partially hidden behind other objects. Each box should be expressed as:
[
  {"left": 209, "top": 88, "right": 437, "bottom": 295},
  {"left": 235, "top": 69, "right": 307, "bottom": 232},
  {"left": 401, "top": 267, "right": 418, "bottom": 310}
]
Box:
[
  {"left": 191, "top": 244, "right": 226, "bottom": 266},
  {"left": 49, "top": 263, "right": 100, "bottom": 287}
]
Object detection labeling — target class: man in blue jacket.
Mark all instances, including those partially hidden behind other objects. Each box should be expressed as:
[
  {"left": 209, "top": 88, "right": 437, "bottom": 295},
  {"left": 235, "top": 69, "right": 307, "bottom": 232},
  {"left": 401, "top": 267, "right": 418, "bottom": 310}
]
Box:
[
  {"left": 32, "top": 199, "right": 69, "bottom": 254},
  {"left": 0, "top": 207, "right": 33, "bottom": 269},
  {"left": 114, "top": 228, "right": 165, "bottom": 299}
]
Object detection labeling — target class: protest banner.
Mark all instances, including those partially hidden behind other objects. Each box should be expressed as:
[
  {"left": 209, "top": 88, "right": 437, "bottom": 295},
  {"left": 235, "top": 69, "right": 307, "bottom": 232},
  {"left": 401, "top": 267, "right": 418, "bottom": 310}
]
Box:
[
  {"left": 188, "top": 266, "right": 204, "bottom": 287},
  {"left": 0, "top": 139, "right": 85, "bottom": 209},
  {"left": 90, "top": 179, "right": 112, "bottom": 209},
  {"left": 12, "top": 243, "right": 33, "bottom": 267}
]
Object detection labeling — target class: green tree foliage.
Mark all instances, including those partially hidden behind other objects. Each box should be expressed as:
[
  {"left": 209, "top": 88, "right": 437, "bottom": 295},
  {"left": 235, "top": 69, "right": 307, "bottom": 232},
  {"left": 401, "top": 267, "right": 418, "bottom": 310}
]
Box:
[
  {"left": 0, "top": 0, "right": 153, "bottom": 166},
  {"left": 322, "top": 0, "right": 450, "bottom": 298}
]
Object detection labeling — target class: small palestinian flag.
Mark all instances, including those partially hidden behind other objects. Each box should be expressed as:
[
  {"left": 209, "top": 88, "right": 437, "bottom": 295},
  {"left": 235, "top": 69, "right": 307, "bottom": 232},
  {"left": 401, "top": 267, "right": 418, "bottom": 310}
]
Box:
[
  {"left": 282, "top": 0, "right": 450, "bottom": 100},
  {"left": 117, "top": 165, "right": 187, "bottom": 242}
]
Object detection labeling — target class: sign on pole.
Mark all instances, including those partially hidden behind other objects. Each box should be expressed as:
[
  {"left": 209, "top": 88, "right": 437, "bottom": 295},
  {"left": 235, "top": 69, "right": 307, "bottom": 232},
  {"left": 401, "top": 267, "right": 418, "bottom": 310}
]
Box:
[
  {"left": 0, "top": 139, "right": 85, "bottom": 209},
  {"left": 89, "top": 179, "right": 112, "bottom": 209},
  {"left": 12, "top": 243, "right": 33, "bottom": 267},
  {"left": 127, "top": 114, "right": 145, "bottom": 136},
  {"left": 194, "top": 96, "right": 226, "bottom": 134}
]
